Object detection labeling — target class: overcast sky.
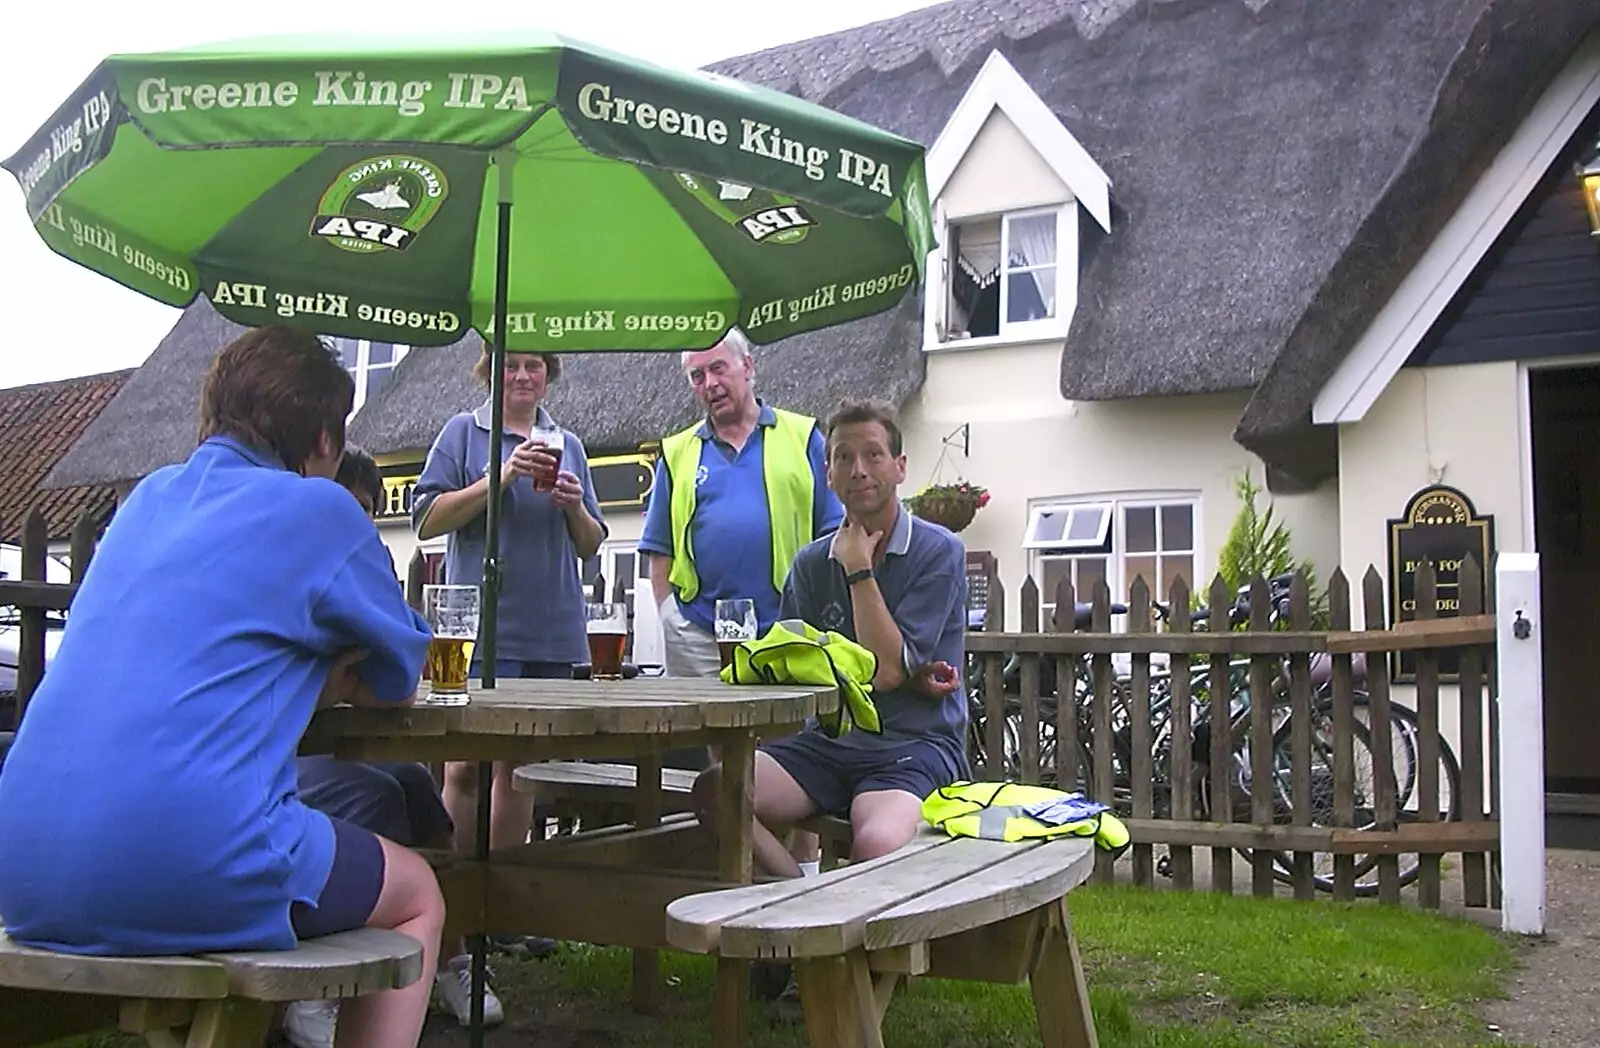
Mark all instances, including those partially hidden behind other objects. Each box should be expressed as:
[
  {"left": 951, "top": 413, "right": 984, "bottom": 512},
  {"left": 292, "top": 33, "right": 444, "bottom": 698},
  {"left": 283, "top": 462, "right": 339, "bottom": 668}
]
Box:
[{"left": 0, "top": 0, "right": 932, "bottom": 389}]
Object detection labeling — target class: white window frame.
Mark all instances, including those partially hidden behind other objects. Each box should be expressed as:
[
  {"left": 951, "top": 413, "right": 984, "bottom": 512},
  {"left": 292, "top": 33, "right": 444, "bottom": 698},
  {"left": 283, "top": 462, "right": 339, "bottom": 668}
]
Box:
[
  {"left": 926, "top": 203, "right": 1077, "bottom": 351},
  {"left": 333, "top": 337, "right": 410, "bottom": 414},
  {"left": 1022, "top": 501, "right": 1113, "bottom": 551},
  {"left": 1026, "top": 493, "right": 1203, "bottom": 626}
]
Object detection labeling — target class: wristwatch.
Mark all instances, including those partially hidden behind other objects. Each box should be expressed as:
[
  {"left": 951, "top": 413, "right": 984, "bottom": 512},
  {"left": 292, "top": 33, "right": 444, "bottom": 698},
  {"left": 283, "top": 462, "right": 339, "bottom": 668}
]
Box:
[{"left": 843, "top": 567, "right": 874, "bottom": 587}]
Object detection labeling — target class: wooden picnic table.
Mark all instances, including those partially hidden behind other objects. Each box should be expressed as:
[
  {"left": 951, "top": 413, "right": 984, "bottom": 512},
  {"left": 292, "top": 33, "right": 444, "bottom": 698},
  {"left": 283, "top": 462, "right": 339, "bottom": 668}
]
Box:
[{"left": 301, "top": 676, "right": 839, "bottom": 1048}]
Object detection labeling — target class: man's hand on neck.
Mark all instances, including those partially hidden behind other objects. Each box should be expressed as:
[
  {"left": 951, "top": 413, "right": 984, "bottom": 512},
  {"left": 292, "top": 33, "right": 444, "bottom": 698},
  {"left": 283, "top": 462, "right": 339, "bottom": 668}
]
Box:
[{"left": 832, "top": 504, "right": 899, "bottom": 572}]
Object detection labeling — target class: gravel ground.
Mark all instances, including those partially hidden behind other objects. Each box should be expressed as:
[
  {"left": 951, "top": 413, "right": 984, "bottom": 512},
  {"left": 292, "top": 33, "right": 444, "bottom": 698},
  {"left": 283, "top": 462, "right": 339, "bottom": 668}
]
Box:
[{"left": 1480, "top": 848, "right": 1600, "bottom": 1048}]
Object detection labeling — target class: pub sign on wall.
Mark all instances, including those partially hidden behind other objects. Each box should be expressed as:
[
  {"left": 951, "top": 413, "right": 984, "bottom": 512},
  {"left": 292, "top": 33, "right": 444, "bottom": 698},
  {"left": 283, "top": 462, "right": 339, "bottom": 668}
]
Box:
[
  {"left": 1385, "top": 484, "right": 1494, "bottom": 682},
  {"left": 377, "top": 453, "right": 657, "bottom": 520}
]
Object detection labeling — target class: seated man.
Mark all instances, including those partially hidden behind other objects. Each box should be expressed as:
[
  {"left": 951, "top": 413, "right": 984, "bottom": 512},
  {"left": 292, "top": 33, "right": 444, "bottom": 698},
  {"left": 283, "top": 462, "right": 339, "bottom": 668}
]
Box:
[
  {"left": 297, "top": 445, "right": 454, "bottom": 861},
  {"left": 693, "top": 396, "right": 969, "bottom": 877},
  {"left": 285, "top": 445, "right": 464, "bottom": 1048}
]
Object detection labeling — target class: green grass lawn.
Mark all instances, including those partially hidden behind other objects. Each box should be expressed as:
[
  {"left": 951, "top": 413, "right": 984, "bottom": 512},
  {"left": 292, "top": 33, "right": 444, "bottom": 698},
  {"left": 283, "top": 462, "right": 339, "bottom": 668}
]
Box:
[{"left": 52, "top": 884, "right": 1526, "bottom": 1048}]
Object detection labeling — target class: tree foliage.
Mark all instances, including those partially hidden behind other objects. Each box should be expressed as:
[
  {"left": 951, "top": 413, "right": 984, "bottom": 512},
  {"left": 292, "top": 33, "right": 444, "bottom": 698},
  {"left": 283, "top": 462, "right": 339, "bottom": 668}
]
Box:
[{"left": 1214, "top": 467, "right": 1328, "bottom": 628}]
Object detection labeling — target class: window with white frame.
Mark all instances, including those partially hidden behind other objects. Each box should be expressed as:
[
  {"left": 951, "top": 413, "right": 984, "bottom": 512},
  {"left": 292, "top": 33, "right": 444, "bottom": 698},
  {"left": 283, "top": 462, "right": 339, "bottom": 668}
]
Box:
[
  {"left": 333, "top": 338, "right": 409, "bottom": 414},
  {"left": 936, "top": 205, "right": 1071, "bottom": 345},
  {"left": 1025, "top": 497, "right": 1199, "bottom": 627}
]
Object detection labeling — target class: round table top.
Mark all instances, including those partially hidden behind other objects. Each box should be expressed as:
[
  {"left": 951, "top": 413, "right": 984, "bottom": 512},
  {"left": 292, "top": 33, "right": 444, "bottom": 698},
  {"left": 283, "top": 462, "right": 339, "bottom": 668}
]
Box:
[{"left": 305, "top": 675, "right": 840, "bottom": 742}]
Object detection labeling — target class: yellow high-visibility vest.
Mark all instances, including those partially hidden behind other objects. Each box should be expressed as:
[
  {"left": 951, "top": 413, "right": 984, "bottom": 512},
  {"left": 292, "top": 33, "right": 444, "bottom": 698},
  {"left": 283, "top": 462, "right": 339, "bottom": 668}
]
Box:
[
  {"left": 719, "top": 618, "right": 881, "bottom": 737},
  {"left": 662, "top": 408, "right": 816, "bottom": 603},
  {"left": 922, "top": 781, "right": 1131, "bottom": 855}
]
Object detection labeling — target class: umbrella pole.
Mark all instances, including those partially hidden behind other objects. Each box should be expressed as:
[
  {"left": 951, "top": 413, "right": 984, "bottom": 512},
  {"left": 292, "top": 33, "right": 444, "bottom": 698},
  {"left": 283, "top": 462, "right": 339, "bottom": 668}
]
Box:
[
  {"left": 482, "top": 146, "right": 514, "bottom": 685},
  {"left": 469, "top": 145, "right": 515, "bottom": 1048}
]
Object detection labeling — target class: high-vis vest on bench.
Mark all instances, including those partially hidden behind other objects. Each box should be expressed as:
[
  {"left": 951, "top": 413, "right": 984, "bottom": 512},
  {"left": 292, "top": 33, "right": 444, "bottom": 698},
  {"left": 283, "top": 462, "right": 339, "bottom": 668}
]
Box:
[
  {"left": 662, "top": 408, "right": 817, "bottom": 603},
  {"left": 922, "top": 781, "right": 1131, "bottom": 856}
]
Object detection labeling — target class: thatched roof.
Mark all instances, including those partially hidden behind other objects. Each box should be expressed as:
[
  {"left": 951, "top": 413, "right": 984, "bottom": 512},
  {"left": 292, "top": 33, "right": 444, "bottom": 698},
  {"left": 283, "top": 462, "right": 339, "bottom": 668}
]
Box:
[
  {"left": 348, "top": 293, "right": 924, "bottom": 455},
  {"left": 1233, "top": 0, "right": 1600, "bottom": 483},
  {"left": 44, "top": 293, "right": 921, "bottom": 488},
  {"left": 44, "top": 301, "right": 244, "bottom": 490},
  {"left": 45, "top": 0, "right": 1600, "bottom": 489},
  {"left": 710, "top": 0, "right": 1600, "bottom": 485}
]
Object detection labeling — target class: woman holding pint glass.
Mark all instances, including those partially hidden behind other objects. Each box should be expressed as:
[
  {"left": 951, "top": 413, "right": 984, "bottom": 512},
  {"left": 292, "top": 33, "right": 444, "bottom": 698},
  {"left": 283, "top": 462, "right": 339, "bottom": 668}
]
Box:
[{"left": 411, "top": 347, "right": 606, "bottom": 1022}]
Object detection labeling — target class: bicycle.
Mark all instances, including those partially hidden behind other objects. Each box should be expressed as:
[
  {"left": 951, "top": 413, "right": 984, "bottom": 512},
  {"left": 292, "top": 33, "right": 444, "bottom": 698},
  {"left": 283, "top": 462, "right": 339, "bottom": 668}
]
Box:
[{"left": 964, "top": 573, "right": 1462, "bottom": 895}]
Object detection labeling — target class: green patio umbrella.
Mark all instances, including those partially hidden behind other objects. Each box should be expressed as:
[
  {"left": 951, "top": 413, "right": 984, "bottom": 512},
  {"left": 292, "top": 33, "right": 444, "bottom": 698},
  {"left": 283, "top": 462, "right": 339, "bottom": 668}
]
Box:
[{"left": 4, "top": 30, "right": 934, "bottom": 685}]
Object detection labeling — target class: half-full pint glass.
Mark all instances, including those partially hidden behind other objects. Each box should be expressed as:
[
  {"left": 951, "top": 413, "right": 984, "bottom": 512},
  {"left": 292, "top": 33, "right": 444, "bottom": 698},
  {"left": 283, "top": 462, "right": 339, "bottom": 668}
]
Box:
[
  {"left": 586, "top": 602, "right": 628, "bottom": 680},
  {"left": 423, "top": 584, "right": 479, "bottom": 702},
  {"left": 715, "top": 598, "right": 758, "bottom": 670}
]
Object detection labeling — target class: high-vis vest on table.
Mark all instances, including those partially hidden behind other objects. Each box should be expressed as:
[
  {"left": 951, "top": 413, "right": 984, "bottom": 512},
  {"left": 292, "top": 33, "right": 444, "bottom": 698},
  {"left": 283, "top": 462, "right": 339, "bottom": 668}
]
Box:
[
  {"left": 662, "top": 408, "right": 817, "bottom": 603},
  {"left": 719, "top": 619, "right": 881, "bottom": 737}
]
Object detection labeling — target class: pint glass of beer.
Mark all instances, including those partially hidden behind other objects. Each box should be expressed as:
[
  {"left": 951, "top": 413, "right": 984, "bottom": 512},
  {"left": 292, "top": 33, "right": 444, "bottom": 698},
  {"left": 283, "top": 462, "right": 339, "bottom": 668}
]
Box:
[
  {"left": 529, "top": 419, "right": 564, "bottom": 492},
  {"left": 422, "top": 584, "right": 479, "bottom": 705},
  {"left": 714, "top": 598, "right": 758, "bottom": 671},
  {"left": 585, "top": 602, "right": 628, "bottom": 680}
]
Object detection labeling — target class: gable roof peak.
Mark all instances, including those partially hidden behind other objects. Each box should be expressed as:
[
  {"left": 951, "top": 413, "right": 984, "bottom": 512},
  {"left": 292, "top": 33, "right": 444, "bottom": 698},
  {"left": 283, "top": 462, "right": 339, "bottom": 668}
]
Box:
[{"left": 928, "top": 48, "right": 1112, "bottom": 231}]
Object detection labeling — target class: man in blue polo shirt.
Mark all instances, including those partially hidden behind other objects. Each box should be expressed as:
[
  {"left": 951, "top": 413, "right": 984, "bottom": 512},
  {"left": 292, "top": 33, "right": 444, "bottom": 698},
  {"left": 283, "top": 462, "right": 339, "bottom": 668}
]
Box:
[
  {"left": 691, "top": 396, "right": 968, "bottom": 876},
  {"left": 640, "top": 328, "right": 844, "bottom": 682}
]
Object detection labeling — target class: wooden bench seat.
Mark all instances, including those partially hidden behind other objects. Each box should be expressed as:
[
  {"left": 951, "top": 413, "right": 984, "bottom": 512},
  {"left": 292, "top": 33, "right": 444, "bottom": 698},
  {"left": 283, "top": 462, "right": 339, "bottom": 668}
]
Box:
[
  {"left": 666, "top": 829, "right": 1099, "bottom": 1048},
  {"left": 0, "top": 925, "right": 423, "bottom": 1047},
  {"left": 513, "top": 761, "right": 856, "bottom": 852},
  {"left": 512, "top": 760, "right": 700, "bottom": 807}
]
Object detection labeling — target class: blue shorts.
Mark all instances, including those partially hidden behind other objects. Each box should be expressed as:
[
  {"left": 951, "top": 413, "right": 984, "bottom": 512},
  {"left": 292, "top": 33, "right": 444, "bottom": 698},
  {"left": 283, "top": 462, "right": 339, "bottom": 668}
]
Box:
[
  {"left": 760, "top": 733, "right": 963, "bottom": 818},
  {"left": 290, "top": 817, "right": 385, "bottom": 941}
]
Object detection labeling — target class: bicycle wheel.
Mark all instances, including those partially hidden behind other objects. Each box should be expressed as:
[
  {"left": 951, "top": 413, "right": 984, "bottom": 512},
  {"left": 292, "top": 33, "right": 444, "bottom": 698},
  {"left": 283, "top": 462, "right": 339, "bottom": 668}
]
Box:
[
  {"left": 1221, "top": 716, "right": 1394, "bottom": 895},
  {"left": 1263, "top": 702, "right": 1459, "bottom": 896},
  {"left": 1307, "top": 689, "right": 1421, "bottom": 815},
  {"left": 1308, "top": 694, "right": 1462, "bottom": 836},
  {"left": 1379, "top": 701, "right": 1462, "bottom": 824}
]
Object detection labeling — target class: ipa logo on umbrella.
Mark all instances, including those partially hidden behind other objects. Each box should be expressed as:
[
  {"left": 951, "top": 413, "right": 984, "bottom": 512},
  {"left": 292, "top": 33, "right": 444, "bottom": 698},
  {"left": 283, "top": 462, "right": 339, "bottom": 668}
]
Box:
[
  {"left": 673, "top": 173, "right": 814, "bottom": 245},
  {"left": 310, "top": 155, "right": 449, "bottom": 253}
]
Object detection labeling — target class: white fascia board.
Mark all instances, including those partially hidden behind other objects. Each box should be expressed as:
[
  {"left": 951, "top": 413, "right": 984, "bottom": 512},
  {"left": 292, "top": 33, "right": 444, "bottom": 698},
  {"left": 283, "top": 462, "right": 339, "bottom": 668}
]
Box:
[{"left": 1313, "top": 30, "right": 1600, "bottom": 426}]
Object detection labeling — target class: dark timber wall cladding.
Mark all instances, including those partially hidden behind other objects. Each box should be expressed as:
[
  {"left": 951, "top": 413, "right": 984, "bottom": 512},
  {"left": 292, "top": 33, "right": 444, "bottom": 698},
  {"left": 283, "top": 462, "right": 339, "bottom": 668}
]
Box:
[{"left": 1409, "top": 108, "right": 1600, "bottom": 369}]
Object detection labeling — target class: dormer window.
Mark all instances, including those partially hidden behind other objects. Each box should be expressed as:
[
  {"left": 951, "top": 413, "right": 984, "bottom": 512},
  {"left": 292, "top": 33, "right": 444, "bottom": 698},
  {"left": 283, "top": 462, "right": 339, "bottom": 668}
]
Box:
[
  {"left": 944, "top": 207, "right": 1066, "bottom": 342},
  {"left": 922, "top": 50, "right": 1111, "bottom": 352}
]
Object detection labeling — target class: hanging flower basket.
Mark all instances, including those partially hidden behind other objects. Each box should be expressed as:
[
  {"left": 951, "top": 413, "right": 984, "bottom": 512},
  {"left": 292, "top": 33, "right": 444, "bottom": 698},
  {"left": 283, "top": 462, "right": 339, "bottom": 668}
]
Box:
[{"left": 904, "top": 481, "right": 990, "bottom": 533}]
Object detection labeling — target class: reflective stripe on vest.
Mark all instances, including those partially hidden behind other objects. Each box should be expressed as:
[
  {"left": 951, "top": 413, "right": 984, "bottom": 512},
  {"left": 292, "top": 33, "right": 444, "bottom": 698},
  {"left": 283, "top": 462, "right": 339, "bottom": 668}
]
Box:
[
  {"left": 977, "top": 805, "right": 1024, "bottom": 840},
  {"left": 663, "top": 408, "right": 816, "bottom": 603}
]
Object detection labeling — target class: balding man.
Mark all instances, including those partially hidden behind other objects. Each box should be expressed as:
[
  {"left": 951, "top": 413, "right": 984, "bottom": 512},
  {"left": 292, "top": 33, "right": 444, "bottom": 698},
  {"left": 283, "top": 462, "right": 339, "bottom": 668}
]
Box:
[{"left": 640, "top": 328, "right": 843, "bottom": 727}]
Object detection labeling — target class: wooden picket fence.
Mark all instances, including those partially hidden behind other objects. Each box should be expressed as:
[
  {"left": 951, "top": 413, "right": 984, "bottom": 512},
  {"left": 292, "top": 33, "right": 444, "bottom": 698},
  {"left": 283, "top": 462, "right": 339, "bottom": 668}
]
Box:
[
  {"left": 2, "top": 503, "right": 1505, "bottom": 910},
  {"left": 964, "top": 557, "right": 1500, "bottom": 910},
  {"left": 0, "top": 505, "right": 108, "bottom": 730}
]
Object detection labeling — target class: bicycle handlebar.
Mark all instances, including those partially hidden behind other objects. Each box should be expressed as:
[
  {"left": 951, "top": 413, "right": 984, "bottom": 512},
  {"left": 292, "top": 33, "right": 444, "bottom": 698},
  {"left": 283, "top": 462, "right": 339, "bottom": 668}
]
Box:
[{"left": 1150, "top": 572, "right": 1300, "bottom": 629}]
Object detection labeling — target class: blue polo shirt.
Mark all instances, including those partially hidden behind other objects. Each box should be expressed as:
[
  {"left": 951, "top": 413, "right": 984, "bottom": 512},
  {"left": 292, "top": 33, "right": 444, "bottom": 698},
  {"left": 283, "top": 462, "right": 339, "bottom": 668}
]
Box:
[
  {"left": 0, "top": 437, "right": 430, "bottom": 955},
  {"left": 412, "top": 402, "right": 607, "bottom": 665},
  {"left": 639, "top": 401, "right": 843, "bottom": 635},
  {"left": 779, "top": 506, "right": 969, "bottom": 765}
]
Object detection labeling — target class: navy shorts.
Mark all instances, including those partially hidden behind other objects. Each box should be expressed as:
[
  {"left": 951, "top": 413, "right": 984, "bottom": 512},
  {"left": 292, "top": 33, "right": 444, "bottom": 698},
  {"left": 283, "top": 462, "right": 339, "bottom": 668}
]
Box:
[
  {"left": 760, "top": 733, "right": 963, "bottom": 817},
  {"left": 290, "top": 817, "right": 385, "bottom": 941},
  {"left": 297, "top": 758, "right": 452, "bottom": 849}
]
